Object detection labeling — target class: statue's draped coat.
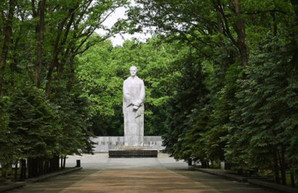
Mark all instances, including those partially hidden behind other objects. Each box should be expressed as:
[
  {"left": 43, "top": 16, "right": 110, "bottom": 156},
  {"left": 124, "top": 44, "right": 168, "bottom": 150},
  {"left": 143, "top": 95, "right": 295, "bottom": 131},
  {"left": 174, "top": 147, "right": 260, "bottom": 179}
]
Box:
[{"left": 123, "top": 76, "right": 145, "bottom": 146}]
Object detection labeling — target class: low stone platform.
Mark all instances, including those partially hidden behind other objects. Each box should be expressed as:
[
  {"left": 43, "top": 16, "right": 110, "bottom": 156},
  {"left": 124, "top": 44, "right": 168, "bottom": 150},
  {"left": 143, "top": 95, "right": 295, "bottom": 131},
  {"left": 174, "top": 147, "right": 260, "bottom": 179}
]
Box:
[
  {"left": 91, "top": 136, "right": 165, "bottom": 152},
  {"left": 109, "top": 149, "right": 158, "bottom": 158}
]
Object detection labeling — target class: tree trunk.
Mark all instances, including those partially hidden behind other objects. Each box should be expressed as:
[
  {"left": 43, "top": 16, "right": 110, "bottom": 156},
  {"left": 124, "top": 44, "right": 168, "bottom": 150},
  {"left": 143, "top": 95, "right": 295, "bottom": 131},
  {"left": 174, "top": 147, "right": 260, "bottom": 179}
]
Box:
[
  {"left": 63, "top": 156, "right": 66, "bottom": 168},
  {"left": 232, "top": 0, "right": 248, "bottom": 66},
  {"left": 57, "top": 8, "right": 76, "bottom": 80},
  {"left": 290, "top": 0, "right": 298, "bottom": 17},
  {"left": 27, "top": 158, "right": 33, "bottom": 178},
  {"left": 60, "top": 157, "right": 63, "bottom": 168},
  {"left": 270, "top": 12, "right": 277, "bottom": 36},
  {"left": 45, "top": 8, "right": 73, "bottom": 96},
  {"left": 273, "top": 151, "right": 280, "bottom": 184},
  {"left": 20, "top": 159, "right": 26, "bottom": 180},
  {"left": 187, "top": 158, "right": 192, "bottom": 166},
  {"left": 0, "top": 0, "right": 16, "bottom": 96},
  {"left": 44, "top": 160, "right": 50, "bottom": 173},
  {"left": 14, "top": 160, "right": 18, "bottom": 181},
  {"left": 1, "top": 168, "right": 7, "bottom": 181},
  {"left": 36, "top": 0, "right": 46, "bottom": 88},
  {"left": 289, "top": 0, "right": 298, "bottom": 73},
  {"left": 60, "top": 156, "right": 66, "bottom": 169},
  {"left": 280, "top": 147, "right": 287, "bottom": 185},
  {"left": 290, "top": 168, "right": 295, "bottom": 187}
]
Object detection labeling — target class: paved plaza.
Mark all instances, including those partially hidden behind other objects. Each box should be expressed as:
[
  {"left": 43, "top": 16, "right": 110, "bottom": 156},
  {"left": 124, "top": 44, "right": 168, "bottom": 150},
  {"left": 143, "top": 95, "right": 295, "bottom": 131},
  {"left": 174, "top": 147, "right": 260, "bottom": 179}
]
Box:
[{"left": 8, "top": 153, "right": 282, "bottom": 193}]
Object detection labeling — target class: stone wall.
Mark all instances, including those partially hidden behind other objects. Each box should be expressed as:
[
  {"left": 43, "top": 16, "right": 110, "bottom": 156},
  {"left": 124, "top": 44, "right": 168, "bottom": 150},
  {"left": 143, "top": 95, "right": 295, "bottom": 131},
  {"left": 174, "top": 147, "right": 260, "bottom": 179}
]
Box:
[{"left": 91, "top": 136, "right": 165, "bottom": 152}]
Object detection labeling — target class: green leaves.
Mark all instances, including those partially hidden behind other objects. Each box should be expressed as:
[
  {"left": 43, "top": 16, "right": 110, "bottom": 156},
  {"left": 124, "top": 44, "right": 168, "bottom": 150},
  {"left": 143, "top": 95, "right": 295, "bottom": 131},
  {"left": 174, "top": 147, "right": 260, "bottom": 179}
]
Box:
[
  {"left": 224, "top": 37, "right": 298, "bottom": 181},
  {"left": 127, "top": 2, "right": 297, "bottom": 183},
  {"left": 0, "top": 0, "right": 132, "bottom": 173},
  {"left": 8, "top": 83, "right": 62, "bottom": 159},
  {"left": 0, "top": 96, "right": 12, "bottom": 165},
  {"left": 77, "top": 36, "right": 184, "bottom": 136}
]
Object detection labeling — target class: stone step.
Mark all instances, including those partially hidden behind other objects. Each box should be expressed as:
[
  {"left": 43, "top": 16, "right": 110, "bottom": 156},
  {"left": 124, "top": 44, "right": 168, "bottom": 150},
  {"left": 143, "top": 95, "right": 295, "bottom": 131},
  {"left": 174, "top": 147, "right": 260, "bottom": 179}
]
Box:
[{"left": 108, "top": 149, "right": 158, "bottom": 158}]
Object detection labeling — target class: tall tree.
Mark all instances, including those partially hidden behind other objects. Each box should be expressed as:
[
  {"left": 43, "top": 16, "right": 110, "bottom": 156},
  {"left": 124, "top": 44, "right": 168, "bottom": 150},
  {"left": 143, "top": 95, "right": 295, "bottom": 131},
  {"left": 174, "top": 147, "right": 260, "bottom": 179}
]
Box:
[
  {"left": 0, "top": 0, "right": 16, "bottom": 95},
  {"left": 0, "top": 0, "right": 129, "bottom": 180},
  {"left": 34, "top": 0, "right": 46, "bottom": 88}
]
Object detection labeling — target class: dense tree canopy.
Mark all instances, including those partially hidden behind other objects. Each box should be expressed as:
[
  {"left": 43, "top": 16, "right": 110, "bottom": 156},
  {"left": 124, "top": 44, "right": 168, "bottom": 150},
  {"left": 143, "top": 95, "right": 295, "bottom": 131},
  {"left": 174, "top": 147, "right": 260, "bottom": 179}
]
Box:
[
  {"left": 77, "top": 38, "right": 184, "bottom": 136},
  {"left": 121, "top": 0, "right": 298, "bottom": 186},
  {"left": 0, "top": 0, "right": 127, "bottom": 180}
]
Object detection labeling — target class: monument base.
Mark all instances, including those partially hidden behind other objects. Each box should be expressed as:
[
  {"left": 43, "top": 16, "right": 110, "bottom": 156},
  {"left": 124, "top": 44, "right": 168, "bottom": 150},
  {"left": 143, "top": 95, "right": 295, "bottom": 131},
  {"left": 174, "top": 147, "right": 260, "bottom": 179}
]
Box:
[{"left": 109, "top": 146, "right": 158, "bottom": 158}]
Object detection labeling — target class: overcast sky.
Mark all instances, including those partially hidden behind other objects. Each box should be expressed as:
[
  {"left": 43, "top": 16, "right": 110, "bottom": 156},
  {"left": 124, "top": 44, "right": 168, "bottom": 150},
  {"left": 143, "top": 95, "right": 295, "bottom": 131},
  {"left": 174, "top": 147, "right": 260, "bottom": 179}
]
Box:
[{"left": 95, "top": 6, "right": 152, "bottom": 47}]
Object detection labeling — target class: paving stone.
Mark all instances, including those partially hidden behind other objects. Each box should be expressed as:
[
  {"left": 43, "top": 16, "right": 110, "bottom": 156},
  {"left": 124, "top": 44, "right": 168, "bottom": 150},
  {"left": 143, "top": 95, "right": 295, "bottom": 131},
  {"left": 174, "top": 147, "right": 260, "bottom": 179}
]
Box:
[{"left": 4, "top": 153, "right": 289, "bottom": 193}]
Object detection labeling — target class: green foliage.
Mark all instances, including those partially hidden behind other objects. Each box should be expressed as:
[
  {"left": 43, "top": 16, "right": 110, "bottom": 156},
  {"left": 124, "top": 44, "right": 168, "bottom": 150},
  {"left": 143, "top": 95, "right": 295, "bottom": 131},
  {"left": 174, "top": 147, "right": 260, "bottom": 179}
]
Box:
[
  {"left": 0, "top": 96, "right": 12, "bottom": 167},
  {"left": 0, "top": 0, "right": 129, "bottom": 179},
  {"left": 125, "top": 2, "right": 298, "bottom": 186},
  {"left": 0, "top": 96, "right": 9, "bottom": 131},
  {"left": 77, "top": 36, "right": 184, "bottom": 136},
  {"left": 8, "top": 82, "right": 61, "bottom": 159},
  {"left": 226, "top": 37, "right": 298, "bottom": 174},
  {"left": 49, "top": 81, "right": 93, "bottom": 155},
  {"left": 162, "top": 54, "right": 209, "bottom": 161},
  {"left": 206, "top": 63, "right": 243, "bottom": 162}
]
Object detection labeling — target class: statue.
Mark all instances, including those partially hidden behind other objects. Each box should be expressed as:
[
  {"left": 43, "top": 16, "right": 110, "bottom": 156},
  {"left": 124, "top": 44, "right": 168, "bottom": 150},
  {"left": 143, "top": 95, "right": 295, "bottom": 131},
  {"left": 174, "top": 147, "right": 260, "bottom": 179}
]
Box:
[{"left": 123, "top": 66, "right": 145, "bottom": 146}]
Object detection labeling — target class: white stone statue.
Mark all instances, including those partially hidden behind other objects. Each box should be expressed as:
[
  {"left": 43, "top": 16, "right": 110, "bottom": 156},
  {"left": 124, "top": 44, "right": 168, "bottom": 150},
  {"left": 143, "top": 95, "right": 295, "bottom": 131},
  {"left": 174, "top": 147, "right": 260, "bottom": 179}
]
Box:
[{"left": 123, "top": 66, "right": 145, "bottom": 146}]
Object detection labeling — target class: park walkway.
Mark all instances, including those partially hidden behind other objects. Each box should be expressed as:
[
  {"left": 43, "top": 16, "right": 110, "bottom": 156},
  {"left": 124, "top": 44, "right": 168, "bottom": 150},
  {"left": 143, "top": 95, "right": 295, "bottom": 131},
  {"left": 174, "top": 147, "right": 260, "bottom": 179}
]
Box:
[{"left": 8, "top": 153, "right": 282, "bottom": 193}]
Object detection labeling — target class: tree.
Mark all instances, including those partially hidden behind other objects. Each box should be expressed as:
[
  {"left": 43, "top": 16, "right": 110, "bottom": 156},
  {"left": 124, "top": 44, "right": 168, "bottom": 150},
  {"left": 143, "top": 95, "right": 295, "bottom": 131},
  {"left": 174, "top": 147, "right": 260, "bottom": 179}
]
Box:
[
  {"left": 125, "top": 0, "right": 249, "bottom": 65},
  {"left": 226, "top": 36, "right": 298, "bottom": 184},
  {"left": 0, "top": 0, "right": 129, "bottom": 180},
  {"left": 77, "top": 36, "right": 185, "bottom": 136},
  {"left": 0, "top": 0, "right": 16, "bottom": 95},
  {"left": 0, "top": 96, "right": 12, "bottom": 179}
]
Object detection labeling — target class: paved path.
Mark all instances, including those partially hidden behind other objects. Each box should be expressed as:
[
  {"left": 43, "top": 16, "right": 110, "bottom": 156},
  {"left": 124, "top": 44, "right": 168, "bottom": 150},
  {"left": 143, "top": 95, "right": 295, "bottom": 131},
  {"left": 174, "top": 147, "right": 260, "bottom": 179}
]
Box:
[{"left": 8, "top": 153, "right": 282, "bottom": 193}]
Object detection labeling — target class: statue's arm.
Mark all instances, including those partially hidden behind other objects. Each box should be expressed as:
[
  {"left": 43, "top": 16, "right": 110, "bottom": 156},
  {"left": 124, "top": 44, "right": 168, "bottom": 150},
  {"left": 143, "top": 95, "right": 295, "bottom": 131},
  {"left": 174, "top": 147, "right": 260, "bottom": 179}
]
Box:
[
  {"left": 123, "top": 81, "right": 132, "bottom": 107},
  {"left": 140, "top": 80, "right": 145, "bottom": 102},
  {"left": 135, "top": 80, "right": 145, "bottom": 107}
]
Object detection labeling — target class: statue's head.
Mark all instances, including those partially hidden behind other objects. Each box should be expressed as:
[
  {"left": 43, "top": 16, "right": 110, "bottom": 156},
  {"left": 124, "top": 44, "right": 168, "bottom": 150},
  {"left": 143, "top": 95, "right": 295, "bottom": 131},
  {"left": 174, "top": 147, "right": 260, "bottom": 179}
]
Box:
[{"left": 130, "top": 66, "right": 138, "bottom": 77}]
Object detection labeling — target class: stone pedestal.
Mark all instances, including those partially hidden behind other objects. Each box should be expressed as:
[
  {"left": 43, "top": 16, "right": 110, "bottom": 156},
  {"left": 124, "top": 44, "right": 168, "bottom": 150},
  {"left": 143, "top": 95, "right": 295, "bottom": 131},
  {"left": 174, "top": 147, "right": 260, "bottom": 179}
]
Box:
[
  {"left": 109, "top": 146, "right": 158, "bottom": 158},
  {"left": 91, "top": 136, "right": 165, "bottom": 152},
  {"left": 124, "top": 135, "right": 143, "bottom": 147}
]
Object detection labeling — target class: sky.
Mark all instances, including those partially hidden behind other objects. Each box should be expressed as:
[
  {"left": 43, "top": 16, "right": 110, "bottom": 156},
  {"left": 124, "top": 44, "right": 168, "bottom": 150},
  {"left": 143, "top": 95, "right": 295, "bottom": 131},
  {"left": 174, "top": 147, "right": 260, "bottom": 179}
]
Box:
[{"left": 95, "top": 6, "right": 152, "bottom": 47}]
